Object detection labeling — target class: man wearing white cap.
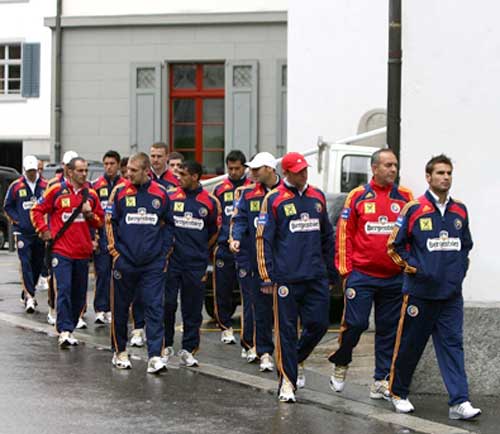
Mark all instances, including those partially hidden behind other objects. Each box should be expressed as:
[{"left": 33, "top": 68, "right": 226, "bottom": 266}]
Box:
[
  {"left": 4, "top": 155, "right": 48, "bottom": 313},
  {"left": 230, "top": 152, "right": 282, "bottom": 371}
]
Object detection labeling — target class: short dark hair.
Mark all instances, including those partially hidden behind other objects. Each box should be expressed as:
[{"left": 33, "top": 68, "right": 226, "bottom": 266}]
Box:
[
  {"left": 129, "top": 152, "right": 151, "bottom": 170},
  {"left": 103, "top": 150, "right": 121, "bottom": 163},
  {"left": 425, "top": 154, "right": 453, "bottom": 175},
  {"left": 181, "top": 160, "right": 203, "bottom": 180},
  {"left": 66, "top": 157, "right": 86, "bottom": 170},
  {"left": 167, "top": 151, "right": 185, "bottom": 163},
  {"left": 120, "top": 157, "right": 129, "bottom": 168},
  {"left": 151, "top": 142, "right": 169, "bottom": 154},
  {"left": 371, "top": 148, "right": 396, "bottom": 166},
  {"left": 226, "top": 150, "right": 246, "bottom": 166}
]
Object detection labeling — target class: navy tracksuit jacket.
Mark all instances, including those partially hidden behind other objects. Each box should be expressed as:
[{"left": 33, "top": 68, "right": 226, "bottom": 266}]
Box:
[
  {"left": 387, "top": 191, "right": 473, "bottom": 405},
  {"left": 257, "top": 182, "right": 337, "bottom": 389},
  {"left": 164, "top": 185, "right": 221, "bottom": 353},
  {"left": 212, "top": 176, "right": 251, "bottom": 330},
  {"left": 107, "top": 180, "right": 173, "bottom": 358},
  {"left": 4, "top": 175, "right": 47, "bottom": 298}
]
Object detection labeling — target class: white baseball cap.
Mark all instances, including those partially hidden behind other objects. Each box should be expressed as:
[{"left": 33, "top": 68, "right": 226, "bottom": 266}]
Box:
[
  {"left": 23, "top": 155, "right": 38, "bottom": 172},
  {"left": 245, "top": 152, "right": 277, "bottom": 169},
  {"left": 62, "top": 150, "right": 78, "bottom": 165}
]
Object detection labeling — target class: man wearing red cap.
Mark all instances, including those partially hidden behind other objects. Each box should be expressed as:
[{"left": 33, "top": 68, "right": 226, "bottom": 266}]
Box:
[{"left": 256, "top": 152, "right": 337, "bottom": 402}]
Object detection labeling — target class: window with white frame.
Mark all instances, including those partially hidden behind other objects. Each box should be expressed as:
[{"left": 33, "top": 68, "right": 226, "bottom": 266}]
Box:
[{"left": 0, "top": 43, "right": 22, "bottom": 95}]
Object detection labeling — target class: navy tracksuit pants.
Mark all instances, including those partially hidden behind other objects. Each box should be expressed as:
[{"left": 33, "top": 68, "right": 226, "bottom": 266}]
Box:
[
  {"left": 275, "top": 278, "right": 329, "bottom": 389},
  {"left": 328, "top": 270, "right": 403, "bottom": 381},
  {"left": 390, "top": 294, "right": 469, "bottom": 406},
  {"left": 111, "top": 257, "right": 165, "bottom": 358},
  {"left": 131, "top": 291, "right": 145, "bottom": 330},
  {"left": 51, "top": 253, "right": 89, "bottom": 333},
  {"left": 93, "top": 251, "right": 111, "bottom": 313},
  {"left": 164, "top": 262, "right": 206, "bottom": 353},
  {"left": 213, "top": 245, "right": 238, "bottom": 330},
  {"left": 238, "top": 267, "right": 274, "bottom": 355},
  {"left": 16, "top": 234, "right": 45, "bottom": 299}
]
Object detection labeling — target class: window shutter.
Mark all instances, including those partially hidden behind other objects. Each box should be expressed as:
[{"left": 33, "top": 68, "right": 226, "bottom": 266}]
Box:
[
  {"left": 130, "top": 64, "right": 162, "bottom": 153},
  {"left": 225, "top": 60, "right": 258, "bottom": 159},
  {"left": 21, "top": 43, "right": 41, "bottom": 98}
]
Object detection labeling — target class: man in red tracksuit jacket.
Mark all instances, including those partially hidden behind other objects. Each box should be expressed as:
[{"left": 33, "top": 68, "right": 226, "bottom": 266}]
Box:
[
  {"left": 328, "top": 149, "right": 413, "bottom": 399},
  {"left": 31, "top": 157, "right": 104, "bottom": 348}
]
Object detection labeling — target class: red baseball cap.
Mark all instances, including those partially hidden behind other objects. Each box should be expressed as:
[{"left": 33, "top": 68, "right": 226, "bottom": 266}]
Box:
[{"left": 281, "top": 152, "right": 309, "bottom": 173}]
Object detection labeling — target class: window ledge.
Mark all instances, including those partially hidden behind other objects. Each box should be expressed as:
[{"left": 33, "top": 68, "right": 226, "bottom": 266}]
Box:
[{"left": 0, "top": 95, "right": 27, "bottom": 103}]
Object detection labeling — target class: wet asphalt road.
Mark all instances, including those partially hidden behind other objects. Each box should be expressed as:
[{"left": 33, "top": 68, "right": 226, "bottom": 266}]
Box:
[{"left": 0, "top": 324, "right": 413, "bottom": 434}]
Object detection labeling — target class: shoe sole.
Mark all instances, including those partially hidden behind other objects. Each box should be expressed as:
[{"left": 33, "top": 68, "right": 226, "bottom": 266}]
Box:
[
  {"left": 260, "top": 365, "right": 274, "bottom": 372},
  {"left": 25, "top": 307, "right": 35, "bottom": 314},
  {"left": 181, "top": 361, "right": 199, "bottom": 367},
  {"left": 59, "top": 340, "right": 71, "bottom": 349},
  {"left": 113, "top": 361, "right": 132, "bottom": 370},
  {"left": 394, "top": 408, "right": 415, "bottom": 414},
  {"left": 279, "top": 396, "right": 296, "bottom": 403},
  {"left": 147, "top": 365, "right": 167, "bottom": 374},
  {"left": 370, "top": 392, "right": 391, "bottom": 401},
  {"left": 449, "top": 411, "right": 481, "bottom": 420}
]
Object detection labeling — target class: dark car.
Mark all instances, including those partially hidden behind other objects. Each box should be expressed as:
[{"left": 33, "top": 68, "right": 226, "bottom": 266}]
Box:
[
  {"left": 0, "top": 166, "right": 21, "bottom": 249},
  {"left": 203, "top": 192, "right": 347, "bottom": 324}
]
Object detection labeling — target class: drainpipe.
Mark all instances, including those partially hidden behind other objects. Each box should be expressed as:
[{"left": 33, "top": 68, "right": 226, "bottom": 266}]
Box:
[
  {"left": 54, "top": 0, "right": 62, "bottom": 163},
  {"left": 387, "top": 0, "right": 402, "bottom": 162}
]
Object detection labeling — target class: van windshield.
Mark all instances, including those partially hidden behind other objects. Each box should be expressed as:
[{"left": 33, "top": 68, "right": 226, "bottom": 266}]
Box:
[{"left": 341, "top": 155, "right": 371, "bottom": 193}]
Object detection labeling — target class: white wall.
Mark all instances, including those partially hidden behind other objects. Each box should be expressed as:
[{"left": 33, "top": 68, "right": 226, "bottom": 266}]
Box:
[
  {"left": 0, "top": 0, "right": 54, "bottom": 143},
  {"left": 288, "top": 0, "right": 387, "bottom": 151},
  {"left": 62, "top": 0, "right": 287, "bottom": 16},
  {"left": 401, "top": 1, "right": 500, "bottom": 301}
]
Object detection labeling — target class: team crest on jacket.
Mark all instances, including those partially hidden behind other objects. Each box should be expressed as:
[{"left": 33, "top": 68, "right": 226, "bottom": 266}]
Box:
[
  {"left": 278, "top": 286, "right": 289, "bottom": 298},
  {"left": 454, "top": 218, "right": 462, "bottom": 230},
  {"left": 391, "top": 203, "right": 401, "bottom": 213},
  {"left": 239, "top": 268, "right": 247, "bottom": 278},
  {"left": 51, "top": 257, "right": 59, "bottom": 268},
  {"left": 152, "top": 198, "right": 161, "bottom": 209},
  {"left": 216, "top": 259, "right": 224, "bottom": 268},
  {"left": 17, "top": 240, "right": 24, "bottom": 249},
  {"left": 407, "top": 305, "right": 419, "bottom": 317},
  {"left": 113, "top": 270, "right": 122, "bottom": 280},
  {"left": 315, "top": 202, "right": 323, "bottom": 213},
  {"left": 345, "top": 287, "right": 356, "bottom": 299},
  {"left": 199, "top": 207, "right": 208, "bottom": 217}
]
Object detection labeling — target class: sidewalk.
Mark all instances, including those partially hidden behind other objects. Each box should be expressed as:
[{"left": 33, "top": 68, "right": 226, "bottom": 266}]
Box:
[{"left": 0, "top": 250, "right": 494, "bottom": 434}]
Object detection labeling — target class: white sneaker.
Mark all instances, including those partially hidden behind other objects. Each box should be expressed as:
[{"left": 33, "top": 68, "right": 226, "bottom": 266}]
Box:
[
  {"left": 259, "top": 353, "right": 274, "bottom": 372},
  {"left": 178, "top": 349, "right": 199, "bottom": 367},
  {"left": 130, "top": 329, "right": 145, "bottom": 347},
  {"left": 278, "top": 379, "right": 296, "bottom": 403},
  {"left": 94, "top": 311, "right": 106, "bottom": 324},
  {"left": 47, "top": 308, "right": 56, "bottom": 326},
  {"left": 221, "top": 327, "right": 236, "bottom": 344},
  {"left": 76, "top": 318, "right": 87, "bottom": 329},
  {"left": 391, "top": 396, "right": 415, "bottom": 413},
  {"left": 68, "top": 333, "right": 79, "bottom": 346},
  {"left": 329, "top": 364, "right": 348, "bottom": 393},
  {"left": 449, "top": 401, "right": 481, "bottom": 420},
  {"left": 241, "top": 348, "right": 248, "bottom": 359},
  {"left": 370, "top": 379, "right": 391, "bottom": 400},
  {"left": 246, "top": 347, "right": 258, "bottom": 363},
  {"left": 58, "top": 331, "right": 72, "bottom": 348},
  {"left": 36, "top": 276, "right": 49, "bottom": 291},
  {"left": 161, "top": 346, "right": 175, "bottom": 365},
  {"left": 25, "top": 297, "right": 37, "bottom": 314},
  {"left": 105, "top": 311, "right": 112, "bottom": 324},
  {"left": 112, "top": 351, "right": 132, "bottom": 369},
  {"left": 147, "top": 356, "right": 167, "bottom": 374},
  {"left": 297, "top": 363, "right": 306, "bottom": 389}
]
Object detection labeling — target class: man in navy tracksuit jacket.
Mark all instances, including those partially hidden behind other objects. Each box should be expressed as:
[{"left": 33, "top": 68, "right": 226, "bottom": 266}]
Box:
[
  {"left": 92, "top": 150, "right": 124, "bottom": 324},
  {"left": 164, "top": 161, "right": 221, "bottom": 367},
  {"left": 256, "top": 152, "right": 338, "bottom": 402},
  {"left": 387, "top": 154, "right": 481, "bottom": 420},
  {"left": 230, "top": 152, "right": 282, "bottom": 369},
  {"left": 107, "top": 153, "right": 173, "bottom": 373},
  {"left": 4, "top": 155, "right": 47, "bottom": 312},
  {"left": 212, "top": 150, "right": 252, "bottom": 344}
]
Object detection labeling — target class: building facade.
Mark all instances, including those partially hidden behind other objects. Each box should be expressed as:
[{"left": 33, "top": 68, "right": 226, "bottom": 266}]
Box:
[{"left": 44, "top": 1, "right": 287, "bottom": 175}]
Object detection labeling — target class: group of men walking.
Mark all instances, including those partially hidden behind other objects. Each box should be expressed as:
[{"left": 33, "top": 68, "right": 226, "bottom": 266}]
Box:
[{"left": 3, "top": 143, "right": 480, "bottom": 420}]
